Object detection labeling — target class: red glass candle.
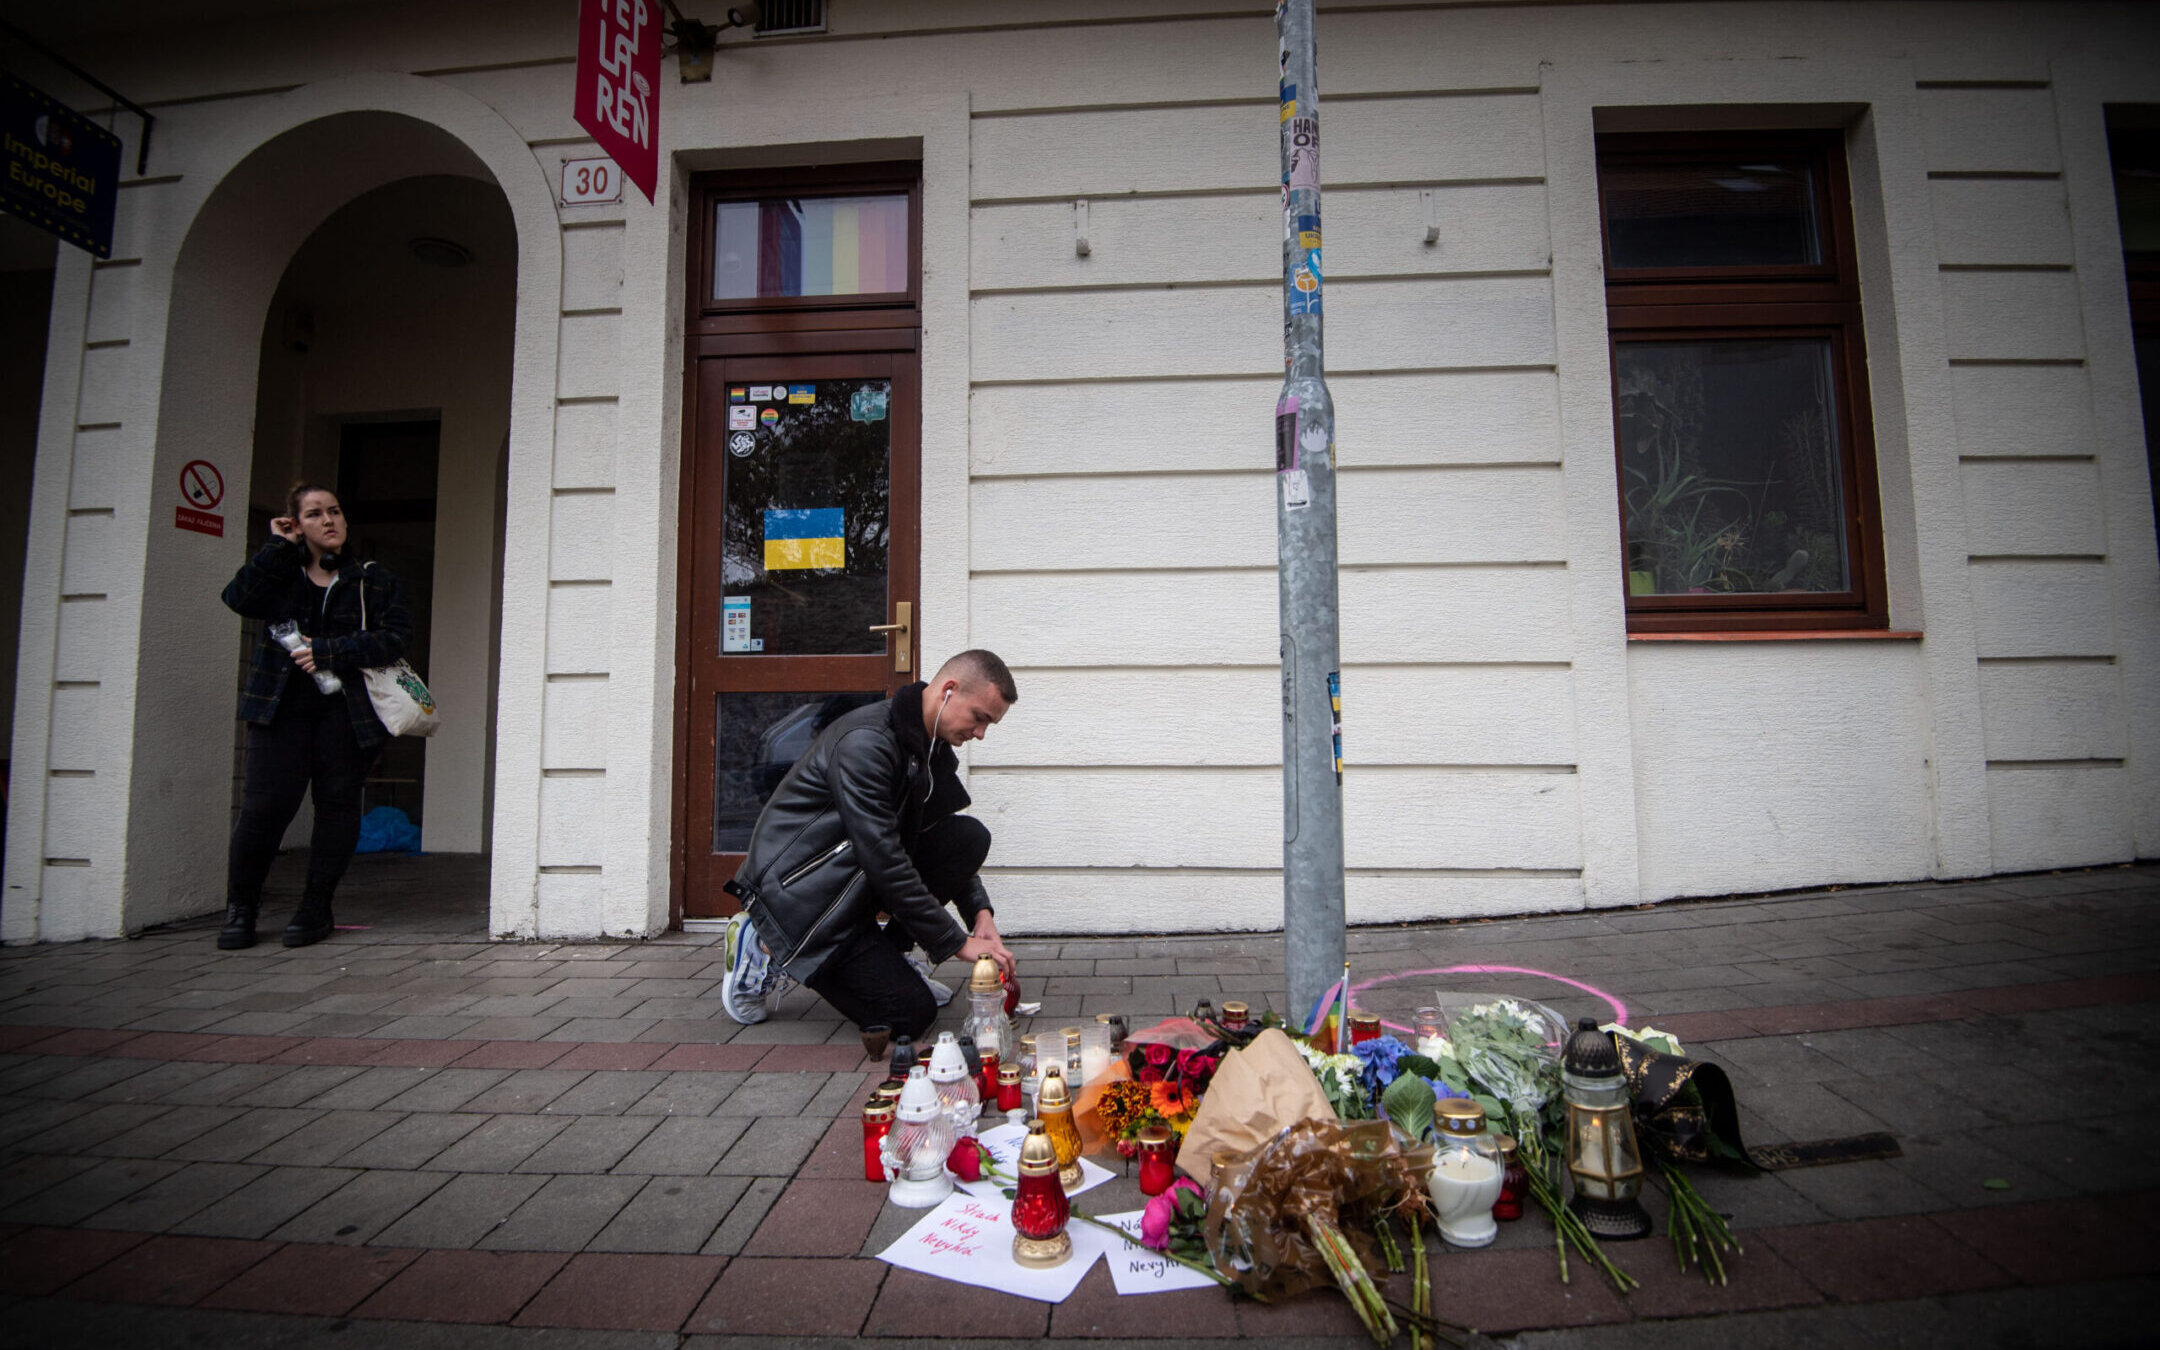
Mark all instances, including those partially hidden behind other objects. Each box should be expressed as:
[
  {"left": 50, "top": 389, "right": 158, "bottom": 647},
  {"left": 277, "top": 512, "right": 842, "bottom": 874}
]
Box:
[
  {"left": 861, "top": 1101, "right": 895, "bottom": 1183},
  {"left": 1349, "top": 1012, "right": 1381, "bottom": 1046},
  {"left": 996, "top": 1064, "right": 1023, "bottom": 1113},
  {"left": 977, "top": 1050, "right": 1000, "bottom": 1103},
  {"left": 1010, "top": 1122, "right": 1073, "bottom": 1267},
  {"left": 1135, "top": 1125, "right": 1176, "bottom": 1196},
  {"left": 1493, "top": 1134, "right": 1527, "bottom": 1221}
]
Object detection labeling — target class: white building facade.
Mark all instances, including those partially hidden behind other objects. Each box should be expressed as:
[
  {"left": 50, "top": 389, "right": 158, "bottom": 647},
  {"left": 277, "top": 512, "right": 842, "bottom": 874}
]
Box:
[{"left": 4, "top": 0, "right": 2157, "bottom": 943}]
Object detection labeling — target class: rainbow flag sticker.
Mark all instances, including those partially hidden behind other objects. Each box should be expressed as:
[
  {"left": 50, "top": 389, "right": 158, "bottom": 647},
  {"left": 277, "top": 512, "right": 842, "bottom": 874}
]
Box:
[
  {"left": 729, "top": 386, "right": 748, "bottom": 402},
  {"left": 764, "top": 508, "right": 845, "bottom": 570}
]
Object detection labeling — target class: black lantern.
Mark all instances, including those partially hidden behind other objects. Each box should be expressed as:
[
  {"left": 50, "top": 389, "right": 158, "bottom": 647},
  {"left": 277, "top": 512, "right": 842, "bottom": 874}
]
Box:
[{"left": 1561, "top": 1017, "right": 1652, "bottom": 1240}]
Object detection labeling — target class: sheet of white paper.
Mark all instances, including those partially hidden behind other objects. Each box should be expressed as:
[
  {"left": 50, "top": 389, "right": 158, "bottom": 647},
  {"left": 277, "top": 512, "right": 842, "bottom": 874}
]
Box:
[
  {"left": 1094, "top": 1210, "right": 1222, "bottom": 1295},
  {"left": 956, "top": 1121, "right": 1116, "bottom": 1201},
  {"left": 876, "top": 1190, "right": 1114, "bottom": 1303}
]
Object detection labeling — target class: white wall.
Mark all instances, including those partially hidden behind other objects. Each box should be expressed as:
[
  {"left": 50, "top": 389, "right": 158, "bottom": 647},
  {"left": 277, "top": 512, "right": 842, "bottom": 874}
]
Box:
[{"left": 8, "top": 1, "right": 2158, "bottom": 943}]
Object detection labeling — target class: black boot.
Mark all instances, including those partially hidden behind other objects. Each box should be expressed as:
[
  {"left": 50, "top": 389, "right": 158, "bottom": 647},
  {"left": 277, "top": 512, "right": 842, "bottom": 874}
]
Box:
[
  {"left": 283, "top": 895, "right": 335, "bottom": 948},
  {"left": 216, "top": 903, "right": 258, "bottom": 950}
]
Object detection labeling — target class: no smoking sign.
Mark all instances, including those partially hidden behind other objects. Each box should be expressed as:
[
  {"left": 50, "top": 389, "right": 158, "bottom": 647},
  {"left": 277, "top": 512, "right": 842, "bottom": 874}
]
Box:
[{"left": 176, "top": 458, "right": 225, "bottom": 537}]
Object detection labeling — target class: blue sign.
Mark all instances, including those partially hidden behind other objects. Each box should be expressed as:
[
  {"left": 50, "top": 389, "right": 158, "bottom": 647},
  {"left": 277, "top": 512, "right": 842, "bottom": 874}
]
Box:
[{"left": 1, "top": 73, "right": 121, "bottom": 259}]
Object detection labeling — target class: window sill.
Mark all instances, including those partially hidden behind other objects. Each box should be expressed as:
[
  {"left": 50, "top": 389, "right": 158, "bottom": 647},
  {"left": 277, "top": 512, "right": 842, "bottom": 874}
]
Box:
[{"left": 1629, "top": 629, "right": 1922, "bottom": 642}]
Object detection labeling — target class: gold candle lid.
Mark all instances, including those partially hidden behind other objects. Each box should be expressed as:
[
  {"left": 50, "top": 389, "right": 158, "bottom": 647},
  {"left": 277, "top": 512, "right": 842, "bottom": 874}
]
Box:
[
  {"left": 1437, "top": 1097, "right": 1487, "bottom": 1135},
  {"left": 1058, "top": 1026, "right": 1083, "bottom": 1046},
  {"left": 1220, "top": 1000, "right": 1249, "bottom": 1018},
  {"left": 997, "top": 1063, "right": 1022, "bottom": 1085},
  {"left": 1349, "top": 1011, "right": 1381, "bottom": 1031},
  {"left": 1018, "top": 1120, "right": 1060, "bottom": 1175},
  {"left": 1036, "top": 1065, "right": 1072, "bottom": 1111},
  {"left": 862, "top": 1100, "right": 895, "bottom": 1121},
  {"left": 1135, "top": 1124, "right": 1172, "bottom": 1148},
  {"left": 969, "top": 955, "right": 1004, "bottom": 994}
]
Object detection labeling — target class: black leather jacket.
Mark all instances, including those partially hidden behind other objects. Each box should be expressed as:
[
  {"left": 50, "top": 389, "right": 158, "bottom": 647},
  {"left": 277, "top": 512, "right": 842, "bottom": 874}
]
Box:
[{"left": 729, "top": 683, "right": 989, "bottom": 983}]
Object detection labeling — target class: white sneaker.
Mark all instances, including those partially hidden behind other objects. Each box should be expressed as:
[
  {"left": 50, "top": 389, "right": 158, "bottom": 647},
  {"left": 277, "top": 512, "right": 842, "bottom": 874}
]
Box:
[
  {"left": 906, "top": 951, "right": 955, "bottom": 1006},
  {"left": 721, "top": 913, "right": 793, "bottom": 1024}
]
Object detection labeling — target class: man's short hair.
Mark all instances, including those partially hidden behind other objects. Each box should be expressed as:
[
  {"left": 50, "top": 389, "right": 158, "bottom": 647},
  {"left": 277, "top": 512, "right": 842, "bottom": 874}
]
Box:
[{"left": 938, "top": 649, "right": 1017, "bottom": 704}]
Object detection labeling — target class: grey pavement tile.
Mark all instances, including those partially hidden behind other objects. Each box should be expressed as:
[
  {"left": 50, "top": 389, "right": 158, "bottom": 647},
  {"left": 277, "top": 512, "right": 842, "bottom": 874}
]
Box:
[
  {"left": 1705, "top": 1036, "right": 1855, "bottom": 1086},
  {"left": 1820, "top": 1070, "right": 2008, "bottom": 1136},
  {"left": 81, "top": 1061, "right": 233, "bottom": 1104},
  {"left": 81, "top": 1160, "right": 266, "bottom": 1231},
  {"left": 1735, "top": 1078, "right": 1892, "bottom": 1141},
  {"left": 543, "top": 1070, "right": 670, "bottom": 1117},
  {"left": 626, "top": 1071, "right": 745, "bottom": 1117},
  {"left": 0, "top": 1152, "right": 104, "bottom": 1212},
  {"left": 0, "top": 1098, "right": 101, "bottom": 1151},
  {"left": 246, "top": 1108, "right": 403, "bottom": 1166},
  {"left": 1892, "top": 1129, "right": 2082, "bottom": 1208},
  {"left": 700, "top": 1174, "right": 787, "bottom": 1255},
  {"left": 477, "top": 1172, "right": 645, "bottom": 1250},
  {"left": 122, "top": 1009, "right": 243, "bottom": 1033},
  {"left": 227, "top": 1063, "right": 364, "bottom": 1108},
  {"left": 336, "top": 1112, "right": 489, "bottom": 1169},
  {"left": 371, "top": 1170, "right": 550, "bottom": 1248},
  {"left": 0, "top": 1054, "right": 98, "bottom": 1095},
  {"left": 806, "top": 1072, "right": 873, "bottom": 1117},
  {"left": 544, "top": 1015, "right": 662, "bottom": 1041},
  {"left": 1774, "top": 1155, "right": 1957, "bottom": 1219},
  {"left": 303, "top": 1065, "right": 439, "bottom": 1110},
  {"left": 1789, "top": 1026, "right": 1941, "bottom": 1077},
  {"left": 282, "top": 1013, "right": 396, "bottom": 1037},
  {"left": 269, "top": 1166, "right": 452, "bottom": 1244},
  {"left": 193, "top": 1010, "right": 319, "bottom": 1037},
  {"left": 163, "top": 1106, "right": 325, "bottom": 1162},
  {"left": 461, "top": 1015, "right": 574, "bottom": 1040},
  {"left": 541, "top": 978, "right": 642, "bottom": 999},
  {"left": 713, "top": 1073, "right": 828, "bottom": 1117},
  {"left": 460, "top": 1068, "right": 591, "bottom": 1114},
  {"left": 462, "top": 995, "right": 570, "bottom": 1017},
  {"left": 712, "top": 1116, "right": 829, "bottom": 1176},
  {"left": 378, "top": 1067, "right": 513, "bottom": 1113},
  {"left": 368, "top": 1014, "right": 484, "bottom": 1039},
  {"left": 0, "top": 1156, "right": 181, "bottom": 1225},
  {"left": 723, "top": 1018, "right": 836, "bottom": 1044},
  {"left": 170, "top": 1163, "right": 361, "bottom": 1238},
  {"left": 588, "top": 1175, "right": 747, "bottom": 1252},
  {"left": 611, "top": 1117, "right": 750, "bottom": 1176},
  {"left": 516, "top": 1116, "right": 660, "bottom": 1174},
  {"left": 83, "top": 1103, "right": 248, "bottom": 1158},
  {"left": 626, "top": 998, "right": 720, "bottom": 1021},
  {"left": 158, "top": 1062, "right": 300, "bottom": 1106},
  {"left": 425, "top": 1114, "right": 572, "bottom": 1172},
  {"left": 28, "top": 1057, "right": 167, "bottom": 1101}
]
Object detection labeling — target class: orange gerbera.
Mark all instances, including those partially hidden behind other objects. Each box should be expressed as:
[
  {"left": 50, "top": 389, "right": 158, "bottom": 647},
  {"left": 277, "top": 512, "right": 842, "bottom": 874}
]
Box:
[{"left": 1148, "top": 1080, "right": 1197, "bottom": 1119}]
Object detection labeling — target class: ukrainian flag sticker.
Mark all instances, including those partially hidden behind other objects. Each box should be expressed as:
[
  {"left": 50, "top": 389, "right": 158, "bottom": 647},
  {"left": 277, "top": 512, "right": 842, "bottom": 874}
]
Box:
[{"left": 763, "top": 508, "right": 845, "bottom": 570}]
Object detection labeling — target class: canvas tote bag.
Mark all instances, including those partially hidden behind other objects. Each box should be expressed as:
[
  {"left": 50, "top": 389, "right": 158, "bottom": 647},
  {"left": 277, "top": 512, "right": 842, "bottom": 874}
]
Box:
[{"left": 357, "top": 563, "right": 440, "bottom": 737}]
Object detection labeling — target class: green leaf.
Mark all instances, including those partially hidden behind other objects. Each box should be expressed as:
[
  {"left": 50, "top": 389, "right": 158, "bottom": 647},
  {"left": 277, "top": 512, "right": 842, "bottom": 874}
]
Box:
[
  {"left": 1982, "top": 1178, "right": 2011, "bottom": 1191},
  {"left": 1397, "top": 1053, "right": 1444, "bottom": 1081},
  {"left": 1381, "top": 1073, "right": 1437, "bottom": 1142}
]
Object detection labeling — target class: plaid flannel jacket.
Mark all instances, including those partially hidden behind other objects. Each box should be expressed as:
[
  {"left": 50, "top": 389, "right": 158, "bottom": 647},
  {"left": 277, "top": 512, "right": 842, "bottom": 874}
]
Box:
[{"left": 221, "top": 538, "right": 413, "bottom": 751}]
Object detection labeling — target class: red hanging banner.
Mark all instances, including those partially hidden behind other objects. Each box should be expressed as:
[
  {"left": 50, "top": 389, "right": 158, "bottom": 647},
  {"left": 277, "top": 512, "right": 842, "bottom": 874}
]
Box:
[{"left": 573, "top": 0, "right": 660, "bottom": 203}]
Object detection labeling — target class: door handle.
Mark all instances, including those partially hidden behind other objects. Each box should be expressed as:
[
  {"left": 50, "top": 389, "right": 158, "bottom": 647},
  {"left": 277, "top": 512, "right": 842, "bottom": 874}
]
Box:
[{"left": 868, "top": 601, "right": 911, "bottom": 673}]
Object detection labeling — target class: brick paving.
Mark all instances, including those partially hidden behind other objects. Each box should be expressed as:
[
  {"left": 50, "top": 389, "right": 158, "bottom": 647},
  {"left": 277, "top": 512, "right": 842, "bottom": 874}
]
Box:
[{"left": 0, "top": 852, "right": 2152, "bottom": 1345}]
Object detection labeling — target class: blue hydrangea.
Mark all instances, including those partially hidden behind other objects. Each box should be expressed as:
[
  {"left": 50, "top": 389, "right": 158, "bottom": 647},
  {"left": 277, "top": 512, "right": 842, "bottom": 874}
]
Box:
[{"left": 1350, "top": 1034, "right": 1413, "bottom": 1101}]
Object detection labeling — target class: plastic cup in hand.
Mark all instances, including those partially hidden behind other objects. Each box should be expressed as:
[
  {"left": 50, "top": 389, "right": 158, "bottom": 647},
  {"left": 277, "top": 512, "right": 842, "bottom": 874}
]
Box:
[{"left": 268, "top": 621, "right": 342, "bottom": 694}]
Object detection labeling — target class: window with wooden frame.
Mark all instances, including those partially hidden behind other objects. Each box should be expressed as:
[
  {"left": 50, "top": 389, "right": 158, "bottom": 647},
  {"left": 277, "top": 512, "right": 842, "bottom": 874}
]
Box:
[{"left": 1598, "top": 130, "right": 1888, "bottom": 633}]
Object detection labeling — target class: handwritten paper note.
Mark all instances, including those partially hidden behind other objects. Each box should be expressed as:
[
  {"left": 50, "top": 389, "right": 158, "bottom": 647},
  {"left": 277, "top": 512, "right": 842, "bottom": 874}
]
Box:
[
  {"left": 957, "top": 1121, "right": 1116, "bottom": 1201},
  {"left": 876, "top": 1191, "right": 1113, "bottom": 1302},
  {"left": 1093, "top": 1210, "right": 1223, "bottom": 1295}
]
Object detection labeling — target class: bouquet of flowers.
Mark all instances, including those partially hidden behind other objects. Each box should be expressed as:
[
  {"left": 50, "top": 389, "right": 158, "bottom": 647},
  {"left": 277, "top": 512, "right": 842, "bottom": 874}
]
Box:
[{"left": 1094, "top": 1077, "right": 1202, "bottom": 1148}]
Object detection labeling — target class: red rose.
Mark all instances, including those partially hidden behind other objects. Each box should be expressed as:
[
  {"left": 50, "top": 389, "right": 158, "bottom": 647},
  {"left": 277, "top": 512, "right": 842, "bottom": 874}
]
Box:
[
  {"left": 1144, "top": 1043, "right": 1173, "bottom": 1067},
  {"left": 946, "top": 1137, "right": 983, "bottom": 1183}
]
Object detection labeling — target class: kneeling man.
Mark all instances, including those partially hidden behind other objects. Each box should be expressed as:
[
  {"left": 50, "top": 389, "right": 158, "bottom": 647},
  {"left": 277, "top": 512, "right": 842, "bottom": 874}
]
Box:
[{"left": 720, "top": 651, "right": 1019, "bottom": 1038}]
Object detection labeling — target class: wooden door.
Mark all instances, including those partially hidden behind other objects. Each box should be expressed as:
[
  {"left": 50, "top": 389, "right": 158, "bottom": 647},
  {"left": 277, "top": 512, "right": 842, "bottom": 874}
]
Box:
[{"left": 679, "top": 353, "right": 920, "bottom": 918}]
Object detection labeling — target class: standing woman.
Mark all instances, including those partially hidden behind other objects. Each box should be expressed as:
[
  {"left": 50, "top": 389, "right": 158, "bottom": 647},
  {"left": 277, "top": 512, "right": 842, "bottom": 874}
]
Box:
[{"left": 217, "top": 483, "right": 412, "bottom": 949}]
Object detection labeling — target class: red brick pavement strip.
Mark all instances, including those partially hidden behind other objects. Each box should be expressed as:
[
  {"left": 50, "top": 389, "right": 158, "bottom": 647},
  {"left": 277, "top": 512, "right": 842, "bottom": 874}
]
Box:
[
  {"left": 511, "top": 1252, "right": 726, "bottom": 1331},
  {"left": 352, "top": 1249, "right": 571, "bottom": 1323},
  {"left": 0, "top": 1227, "right": 151, "bottom": 1296},
  {"left": 61, "top": 1235, "right": 282, "bottom": 1306},
  {"left": 3, "top": 970, "right": 2153, "bottom": 1074},
  {"left": 197, "top": 1243, "right": 423, "bottom": 1318},
  {"left": 742, "top": 1177, "right": 889, "bottom": 1257},
  {"left": 685, "top": 1255, "right": 887, "bottom": 1336}
]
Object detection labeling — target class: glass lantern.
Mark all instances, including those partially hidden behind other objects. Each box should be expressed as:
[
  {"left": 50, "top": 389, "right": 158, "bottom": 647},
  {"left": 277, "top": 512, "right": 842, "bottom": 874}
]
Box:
[
  {"left": 1561, "top": 1017, "right": 1652, "bottom": 1240},
  {"left": 1010, "top": 1120, "right": 1074, "bottom": 1267},
  {"left": 1135, "top": 1124, "right": 1177, "bottom": 1196},
  {"left": 961, "top": 955, "right": 1013, "bottom": 1082},
  {"left": 1034, "top": 1065, "right": 1086, "bottom": 1191},
  {"left": 1425, "top": 1098, "right": 1505, "bottom": 1248},
  {"left": 884, "top": 1066, "right": 957, "bottom": 1208},
  {"left": 927, "top": 1032, "right": 981, "bottom": 1139}
]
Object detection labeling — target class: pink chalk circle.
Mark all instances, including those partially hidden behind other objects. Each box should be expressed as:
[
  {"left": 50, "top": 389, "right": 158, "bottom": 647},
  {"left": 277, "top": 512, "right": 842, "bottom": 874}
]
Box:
[{"left": 1350, "top": 965, "right": 1629, "bottom": 1035}]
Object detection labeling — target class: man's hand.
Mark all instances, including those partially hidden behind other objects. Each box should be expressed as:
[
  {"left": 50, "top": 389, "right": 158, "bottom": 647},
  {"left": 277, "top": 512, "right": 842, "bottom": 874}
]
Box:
[
  {"left": 958, "top": 933, "right": 1015, "bottom": 982},
  {"left": 290, "top": 641, "right": 318, "bottom": 673}
]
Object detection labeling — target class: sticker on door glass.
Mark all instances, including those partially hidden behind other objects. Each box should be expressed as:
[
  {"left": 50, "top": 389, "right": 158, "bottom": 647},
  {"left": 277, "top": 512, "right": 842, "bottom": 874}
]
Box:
[
  {"left": 729, "top": 405, "right": 756, "bottom": 431},
  {"left": 760, "top": 407, "right": 780, "bottom": 427},
  {"left": 728, "top": 431, "right": 757, "bottom": 458},
  {"left": 850, "top": 386, "right": 889, "bottom": 422},
  {"left": 723, "top": 595, "right": 760, "bottom": 652},
  {"left": 788, "top": 384, "right": 816, "bottom": 405},
  {"left": 749, "top": 385, "right": 774, "bottom": 401},
  {"left": 729, "top": 386, "right": 748, "bottom": 402},
  {"left": 764, "top": 508, "right": 845, "bottom": 570}
]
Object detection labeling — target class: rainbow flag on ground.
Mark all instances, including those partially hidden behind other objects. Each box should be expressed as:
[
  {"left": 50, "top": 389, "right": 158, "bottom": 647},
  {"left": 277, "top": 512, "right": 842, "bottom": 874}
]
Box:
[{"left": 764, "top": 508, "right": 845, "bottom": 570}]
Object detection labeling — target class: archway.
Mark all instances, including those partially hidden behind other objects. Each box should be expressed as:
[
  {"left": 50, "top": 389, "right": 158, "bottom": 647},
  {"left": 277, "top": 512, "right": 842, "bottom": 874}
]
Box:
[{"left": 115, "top": 89, "right": 560, "bottom": 939}]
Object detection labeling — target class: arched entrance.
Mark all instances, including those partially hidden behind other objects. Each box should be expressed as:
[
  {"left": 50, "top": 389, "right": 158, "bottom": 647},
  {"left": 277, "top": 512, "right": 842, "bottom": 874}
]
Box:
[{"left": 94, "top": 86, "right": 561, "bottom": 941}]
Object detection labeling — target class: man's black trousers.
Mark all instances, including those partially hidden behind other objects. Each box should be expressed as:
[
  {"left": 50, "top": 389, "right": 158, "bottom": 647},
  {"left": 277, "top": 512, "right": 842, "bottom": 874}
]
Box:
[
  {"left": 803, "top": 814, "right": 990, "bottom": 1040},
  {"left": 226, "top": 684, "right": 382, "bottom": 912}
]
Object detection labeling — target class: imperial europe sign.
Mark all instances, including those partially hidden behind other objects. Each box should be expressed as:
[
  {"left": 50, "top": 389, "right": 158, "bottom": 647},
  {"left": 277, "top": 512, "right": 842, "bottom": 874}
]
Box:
[
  {"left": 0, "top": 72, "right": 121, "bottom": 259},
  {"left": 573, "top": 0, "right": 660, "bottom": 203}
]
